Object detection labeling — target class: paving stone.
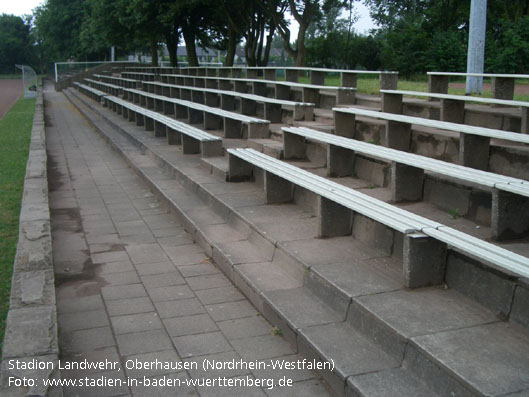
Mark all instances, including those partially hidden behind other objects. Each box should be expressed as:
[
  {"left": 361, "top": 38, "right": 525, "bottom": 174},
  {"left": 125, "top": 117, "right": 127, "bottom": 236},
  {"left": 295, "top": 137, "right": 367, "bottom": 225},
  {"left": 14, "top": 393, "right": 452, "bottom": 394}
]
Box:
[
  {"left": 172, "top": 331, "right": 232, "bottom": 358},
  {"left": 97, "top": 259, "right": 135, "bottom": 275},
  {"left": 147, "top": 284, "right": 195, "bottom": 302},
  {"left": 101, "top": 284, "right": 147, "bottom": 301},
  {"left": 61, "top": 326, "right": 115, "bottom": 354},
  {"left": 154, "top": 298, "right": 206, "bottom": 319},
  {"left": 126, "top": 243, "right": 169, "bottom": 264},
  {"left": 152, "top": 227, "right": 186, "bottom": 238},
  {"left": 267, "top": 379, "right": 330, "bottom": 397},
  {"left": 124, "top": 349, "right": 182, "bottom": 379},
  {"left": 135, "top": 261, "right": 176, "bottom": 276},
  {"left": 57, "top": 294, "right": 104, "bottom": 313},
  {"left": 111, "top": 312, "right": 163, "bottom": 335},
  {"left": 194, "top": 286, "right": 246, "bottom": 305},
  {"left": 164, "top": 246, "right": 209, "bottom": 266},
  {"left": 195, "top": 375, "right": 268, "bottom": 397},
  {"left": 120, "top": 232, "right": 156, "bottom": 244},
  {"left": 116, "top": 329, "right": 173, "bottom": 356},
  {"left": 99, "top": 270, "right": 141, "bottom": 286},
  {"left": 130, "top": 372, "right": 197, "bottom": 396},
  {"left": 163, "top": 314, "right": 218, "bottom": 337},
  {"left": 58, "top": 309, "right": 109, "bottom": 332},
  {"left": 231, "top": 334, "right": 296, "bottom": 361},
  {"left": 141, "top": 271, "right": 186, "bottom": 288},
  {"left": 115, "top": 220, "right": 152, "bottom": 236},
  {"left": 178, "top": 263, "right": 220, "bottom": 278},
  {"left": 85, "top": 233, "right": 121, "bottom": 245},
  {"left": 206, "top": 300, "right": 258, "bottom": 322},
  {"left": 91, "top": 250, "right": 129, "bottom": 264},
  {"left": 60, "top": 346, "right": 122, "bottom": 376},
  {"left": 252, "top": 354, "right": 316, "bottom": 384},
  {"left": 217, "top": 316, "right": 271, "bottom": 341},
  {"left": 186, "top": 274, "right": 232, "bottom": 291},
  {"left": 156, "top": 234, "right": 195, "bottom": 247},
  {"left": 62, "top": 369, "right": 128, "bottom": 397},
  {"left": 184, "top": 351, "right": 251, "bottom": 380},
  {"left": 106, "top": 296, "right": 155, "bottom": 316},
  {"left": 215, "top": 240, "right": 273, "bottom": 265}
]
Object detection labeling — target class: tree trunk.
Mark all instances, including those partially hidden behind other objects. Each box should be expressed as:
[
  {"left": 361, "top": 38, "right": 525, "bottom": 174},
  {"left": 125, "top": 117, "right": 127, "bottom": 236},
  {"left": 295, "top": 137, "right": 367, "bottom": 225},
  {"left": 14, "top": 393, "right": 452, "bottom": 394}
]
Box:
[
  {"left": 150, "top": 37, "right": 158, "bottom": 66},
  {"left": 225, "top": 25, "right": 237, "bottom": 66},
  {"left": 294, "top": 23, "right": 307, "bottom": 66},
  {"left": 183, "top": 28, "right": 199, "bottom": 66},
  {"left": 164, "top": 29, "right": 179, "bottom": 67}
]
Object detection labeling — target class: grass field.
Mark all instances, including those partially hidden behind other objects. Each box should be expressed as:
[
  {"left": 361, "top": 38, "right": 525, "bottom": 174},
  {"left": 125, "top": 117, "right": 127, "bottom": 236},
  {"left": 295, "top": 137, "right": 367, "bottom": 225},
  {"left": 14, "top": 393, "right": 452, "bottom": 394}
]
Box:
[{"left": 0, "top": 95, "right": 36, "bottom": 355}]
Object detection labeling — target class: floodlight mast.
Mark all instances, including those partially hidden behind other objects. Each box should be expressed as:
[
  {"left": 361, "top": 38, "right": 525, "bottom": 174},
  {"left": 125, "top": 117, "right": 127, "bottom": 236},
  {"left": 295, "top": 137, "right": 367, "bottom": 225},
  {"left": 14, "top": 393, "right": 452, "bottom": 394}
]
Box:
[{"left": 465, "top": 0, "right": 487, "bottom": 94}]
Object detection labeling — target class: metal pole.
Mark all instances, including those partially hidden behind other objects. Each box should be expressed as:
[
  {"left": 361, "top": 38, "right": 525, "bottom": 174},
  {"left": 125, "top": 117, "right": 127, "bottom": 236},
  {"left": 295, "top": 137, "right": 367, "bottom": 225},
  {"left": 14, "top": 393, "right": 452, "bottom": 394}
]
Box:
[
  {"left": 55, "top": 63, "right": 58, "bottom": 83},
  {"left": 466, "top": 0, "right": 487, "bottom": 94}
]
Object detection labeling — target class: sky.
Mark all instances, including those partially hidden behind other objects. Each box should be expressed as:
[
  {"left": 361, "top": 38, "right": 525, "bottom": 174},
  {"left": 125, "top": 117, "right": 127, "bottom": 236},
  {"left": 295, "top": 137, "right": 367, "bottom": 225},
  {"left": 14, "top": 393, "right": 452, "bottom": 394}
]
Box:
[{"left": 0, "top": 0, "right": 377, "bottom": 35}]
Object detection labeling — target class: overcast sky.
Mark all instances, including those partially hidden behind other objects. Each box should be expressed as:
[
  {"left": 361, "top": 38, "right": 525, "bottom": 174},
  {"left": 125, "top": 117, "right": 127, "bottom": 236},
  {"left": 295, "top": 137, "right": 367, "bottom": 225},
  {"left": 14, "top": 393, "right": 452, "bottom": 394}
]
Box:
[{"left": 0, "top": 0, "right": 377, "bottom": 35}]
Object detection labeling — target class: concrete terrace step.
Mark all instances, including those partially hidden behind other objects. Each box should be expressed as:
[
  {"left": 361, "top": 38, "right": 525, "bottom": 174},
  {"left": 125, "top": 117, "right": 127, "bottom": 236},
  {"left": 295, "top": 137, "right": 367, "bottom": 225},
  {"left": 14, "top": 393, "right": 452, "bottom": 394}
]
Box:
[{"left": 66, "top": 87, "right": 529, "bottom": 396}]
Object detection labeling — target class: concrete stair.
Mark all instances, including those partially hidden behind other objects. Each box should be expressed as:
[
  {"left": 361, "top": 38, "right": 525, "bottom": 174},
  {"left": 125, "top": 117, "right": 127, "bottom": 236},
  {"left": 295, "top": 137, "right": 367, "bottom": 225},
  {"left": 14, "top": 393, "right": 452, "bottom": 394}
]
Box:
[{"left": 65, "top": 87, "right": 529, "bottom": 396}]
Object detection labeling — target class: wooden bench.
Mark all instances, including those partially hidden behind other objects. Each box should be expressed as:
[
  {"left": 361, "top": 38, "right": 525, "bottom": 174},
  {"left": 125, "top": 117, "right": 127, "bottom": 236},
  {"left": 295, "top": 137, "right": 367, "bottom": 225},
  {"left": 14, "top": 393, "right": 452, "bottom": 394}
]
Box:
[
  {"left": 73, "top": 82, "right": 108, "bottom": 102},
  {"left": 102, "top": 95, "right": 222, "bottom": 157},
  {"left": 84, "top": 78, "right": 122, "bottom": 97},
  {"left": 93, "top": 74, "right": 138, "bottom": 89},
  {"left": 333, "top": 107, "right": 529, "bottom": 170},
  {"left": 121, "top": 71, "right": 157, "bottom": 82},
  {"left": 158, "top": 73, "right": 356, "bottom": 107},
  {"left": 141, "top": 81, "right": 314, "bottom": 122},
  {"left": 282, "top": 126, "right": 529, "bottom": 240},
  {"left": 427, "top": 72, "right": 529, "bottom": 101},
  {"left": 122, "top": 88, "right": 270, "bottom": 139},
  {"left": 380, "top": 89, "right": 529, "bottom": 133},
  {"left": 227, "top": 148, "right": 529, "bottom": 286}
]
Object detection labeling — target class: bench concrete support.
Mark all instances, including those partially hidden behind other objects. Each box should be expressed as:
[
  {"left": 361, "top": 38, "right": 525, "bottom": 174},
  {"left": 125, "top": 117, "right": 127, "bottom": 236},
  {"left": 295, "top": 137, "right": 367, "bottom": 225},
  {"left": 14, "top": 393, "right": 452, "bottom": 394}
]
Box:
[
  {"left": 128, "top": 108, "right": 136, "bottom": 123},
  {"left": 232, "top": 69, "right": 242, "bottom": 78},
  {"left": 184, "top": 77, "right": 194, "bottom": 87},
  {"left": 154, "top": 99, "right": 164, "bottom": 113},
  {"left": 201, "top": 140, "right": 223, "bottom": 158},
  {"left": 492, "top": 189, "right": 529, "bottom": 240},
  {"left": 170, "top": 86, "right": 180, "bottom": 98},
  {"left": 162, "top": 86, "right": 171, "bottom": 97},
  {"left": 194, "top": 78, "right": 205, "bottom": 88},
  {"left": 206, "top": 68, "right": 217, "bottom": 77},
  {"left": 219, "top": 80, "right": 232, "bottom": 91},
  {"left": 319, "top": 197, "right": 353, "bottom": 237},
  {"left": 220, "top": 94, "right": 236, "bottom": 111},
  {"left": 381, "top": 93, "right": 403, "bottom": 114},
  {"left": 334, "top": 111, "right": 356, "bottom": 138},
  {"left": 146, "top": 97, "right": 155, "bottom": 110},
  {"left": 247, "top": 69, "right": 258, "bottom": 79},
  {"left": 191, "top": 91, "right": 205, "bottom": 104},
  {"left": 224, "top": 119, "right": 242, "bottom": 138},
  {"left": 166, "top": 128, "right": 182, "bottom": 145},
  {"left": 328, "top": 145, "right": 354, "bottom": 177},
  {"left": 522, "top": 108, "right": 529, "bottom": 134},
  {"left": 241, "top": 98, "right": 257, "bottom": 116},
  {"left": 175, "top": 104, "right": 188, "bottom": 119},
  {"left": 182, "top": 134, "right": 200, "bottom": 154},
  {"left": 302, "top": 87, "right": 320, "bottom": 106},
  {"left": 204, "top": 113, "right": 222, "bottom": 130},
  {"left": 145, "top": 116, "right": 154, "bottom": 131},
  {"left": 336, "top": 89, "right": 356, "bottom": 105},
  {"left": 206, "top": 79, "right": 218, "bottom": 89},
  {"left": 248, "top": 123, "right": 269, "bottom": 139},
  {"left": 380, "top": 73, "right": 398, "bottom": 90},
  {"left": 294, "top": 105, "right": 313, "bottom": 121},
  {"left": 252, "top": 82, "right": 268, "bottom": 97},
  {"left": 492, "top": 77, "right": 515, "bottom": 101},
  {"left": 264, "top": 69, "right": 276, "bottom": 80},
  {"left": 188, "top": 108, "right": 204, "bottom": 125},
  {"left": 310, "top": 71, "right": 325, "bottom": 86},
  {"left": 154, "top": 120, "right": 166, "bottom": 137},
  {"left": 264, "top": 103, "right": 282, "bottom": 123},
  {"left": 440, "top": 99, "right": 465, "bottom": 123},
  {"left": 136, "top": 113, "right": 145, "bottom": 127},
  {"left": 219, "top": 68, "right": 230, "bottom": 77},
  {"left": 384, "top": 121, "right": 411, "bottom": 151},
  {"left": 234, "top": 81, "right": 248, "bottom": 93},
  {"left": 275, "top": 85, "right": 291, "bottom": 100},
  {"left": 428, "top": 75, "right": 449, "bottom": 96},
  {"left": 458, "top": 133, "right": 490, "bottom": 170},
  {"left": 283, "top": 132, "right": 307, "bottom": 160},
  {"left": 341, "top": 72, "right": 357, "bottom": 88},
  {"left": 205, "top": 92, "right": 219, "bottom": 107},
  {"left": 264, "top": 171, "right": 294, "bottom": 204},
  {"left": 391, "top": 162, "right": 425, "bottom": 202},
  {"left": 285, "top": 69, "right": 299, "bottom": 83},
  {"left": 403, "top": 233, "right": 446, "bottom": 288},
  {"left": 228, "top": 154, "right": 253, "bottom": 181}
]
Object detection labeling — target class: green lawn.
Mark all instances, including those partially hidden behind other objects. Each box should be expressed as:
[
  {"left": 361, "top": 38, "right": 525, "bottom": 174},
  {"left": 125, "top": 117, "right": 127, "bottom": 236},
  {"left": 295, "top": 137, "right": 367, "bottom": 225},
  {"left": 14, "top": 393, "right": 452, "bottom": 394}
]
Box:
[{"left": 0, "top": 94, "right": 36, "bottom": 355}]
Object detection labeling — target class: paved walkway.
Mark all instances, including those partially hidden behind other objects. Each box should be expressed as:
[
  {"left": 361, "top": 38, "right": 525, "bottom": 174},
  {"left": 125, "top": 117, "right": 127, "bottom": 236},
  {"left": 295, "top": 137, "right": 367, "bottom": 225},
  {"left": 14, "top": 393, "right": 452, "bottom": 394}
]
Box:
[{"left": 45, "top": 83, "right": 330, "bottom": 396}]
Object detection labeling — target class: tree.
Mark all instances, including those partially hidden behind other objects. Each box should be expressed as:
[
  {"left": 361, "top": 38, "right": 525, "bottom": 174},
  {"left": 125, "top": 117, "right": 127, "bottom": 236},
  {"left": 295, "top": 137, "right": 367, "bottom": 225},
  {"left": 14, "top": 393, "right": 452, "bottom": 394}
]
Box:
[{"left": 0, "top": 14, "right": 34, "bottom": 73}]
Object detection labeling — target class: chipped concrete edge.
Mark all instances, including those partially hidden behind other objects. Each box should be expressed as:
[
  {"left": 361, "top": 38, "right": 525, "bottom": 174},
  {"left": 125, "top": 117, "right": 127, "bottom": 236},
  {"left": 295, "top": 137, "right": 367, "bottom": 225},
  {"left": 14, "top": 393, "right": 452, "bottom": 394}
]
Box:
[{"left": 0, "top": 84, "right": 62, "bottom": 396}]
